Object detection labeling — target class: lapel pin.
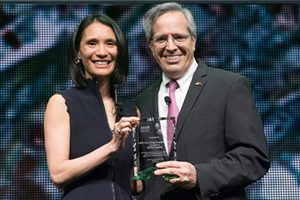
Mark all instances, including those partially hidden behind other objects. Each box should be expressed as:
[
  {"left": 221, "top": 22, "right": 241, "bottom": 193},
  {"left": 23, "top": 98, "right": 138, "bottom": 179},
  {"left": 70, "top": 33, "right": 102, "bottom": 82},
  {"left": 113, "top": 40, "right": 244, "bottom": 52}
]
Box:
[{"left": 194, "top": 81, "right": 202, "bottom": 86}]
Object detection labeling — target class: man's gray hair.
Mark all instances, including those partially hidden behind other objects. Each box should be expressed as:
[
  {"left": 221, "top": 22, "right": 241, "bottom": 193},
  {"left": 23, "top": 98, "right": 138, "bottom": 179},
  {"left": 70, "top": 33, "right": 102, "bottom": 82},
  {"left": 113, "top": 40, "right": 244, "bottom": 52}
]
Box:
[{"left": 143, "top": 2, "right": 196, "bottom": 41}]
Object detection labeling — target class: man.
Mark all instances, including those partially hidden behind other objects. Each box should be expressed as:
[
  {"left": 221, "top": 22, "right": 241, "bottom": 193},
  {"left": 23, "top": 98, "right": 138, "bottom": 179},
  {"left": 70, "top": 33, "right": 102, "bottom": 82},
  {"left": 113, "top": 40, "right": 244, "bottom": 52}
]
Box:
[{"left": 135, "top": 2, "right": 270, "bottom": 200}]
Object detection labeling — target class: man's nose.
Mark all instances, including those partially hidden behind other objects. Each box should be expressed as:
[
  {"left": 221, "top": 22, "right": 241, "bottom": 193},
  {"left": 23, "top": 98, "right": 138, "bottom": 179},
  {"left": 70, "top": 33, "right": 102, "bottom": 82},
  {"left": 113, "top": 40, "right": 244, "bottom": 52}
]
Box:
[{"left": 165, "top": 36, "right": 177, "bottom": 50}]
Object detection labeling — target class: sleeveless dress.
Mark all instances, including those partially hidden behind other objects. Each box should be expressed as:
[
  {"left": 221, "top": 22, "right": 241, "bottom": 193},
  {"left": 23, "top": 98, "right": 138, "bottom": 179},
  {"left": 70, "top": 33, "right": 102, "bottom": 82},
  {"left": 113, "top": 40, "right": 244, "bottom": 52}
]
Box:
[{"left": 58, "top": 79, "right": 137, "bottom": 200}]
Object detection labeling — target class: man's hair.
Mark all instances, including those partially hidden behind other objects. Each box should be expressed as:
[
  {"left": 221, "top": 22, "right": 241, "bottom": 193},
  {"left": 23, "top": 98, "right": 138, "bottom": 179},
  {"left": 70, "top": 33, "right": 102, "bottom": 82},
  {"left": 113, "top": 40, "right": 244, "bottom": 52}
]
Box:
[{"left": 143, "top": 2, "right": 196, "bottom": 41}]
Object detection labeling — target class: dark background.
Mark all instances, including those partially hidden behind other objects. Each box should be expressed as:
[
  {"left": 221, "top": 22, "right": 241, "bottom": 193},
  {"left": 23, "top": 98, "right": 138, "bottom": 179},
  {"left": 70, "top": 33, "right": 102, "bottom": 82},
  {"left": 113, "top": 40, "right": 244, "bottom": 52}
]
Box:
[{"left": 0, "top": 2, "right": 299, "bottom": 199}]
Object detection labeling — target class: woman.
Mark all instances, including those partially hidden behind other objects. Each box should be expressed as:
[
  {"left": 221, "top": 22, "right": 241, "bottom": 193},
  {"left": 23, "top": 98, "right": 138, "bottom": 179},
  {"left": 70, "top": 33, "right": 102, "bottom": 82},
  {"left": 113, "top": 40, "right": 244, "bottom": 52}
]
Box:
[{"left": 44, "top": 14, "right": 140, "bottom": 199}]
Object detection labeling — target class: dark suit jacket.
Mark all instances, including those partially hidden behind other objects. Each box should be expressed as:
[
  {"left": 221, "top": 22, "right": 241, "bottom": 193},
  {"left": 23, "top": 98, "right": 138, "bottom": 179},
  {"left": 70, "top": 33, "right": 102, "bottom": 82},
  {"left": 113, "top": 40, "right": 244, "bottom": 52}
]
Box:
[{"left": 135, "top": 60, "right": 270, "bottom": 200}]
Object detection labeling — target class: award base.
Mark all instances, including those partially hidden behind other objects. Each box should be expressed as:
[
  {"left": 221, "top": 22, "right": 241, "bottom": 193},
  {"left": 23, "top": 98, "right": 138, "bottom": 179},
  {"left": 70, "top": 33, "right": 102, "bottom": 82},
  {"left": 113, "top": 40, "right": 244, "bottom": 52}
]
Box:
[
  {"left": 132, "top": 167, "right": 179, "bottom": 181},
  {"left": 132, "top": 167, "right": 156, "bottom": 181}
]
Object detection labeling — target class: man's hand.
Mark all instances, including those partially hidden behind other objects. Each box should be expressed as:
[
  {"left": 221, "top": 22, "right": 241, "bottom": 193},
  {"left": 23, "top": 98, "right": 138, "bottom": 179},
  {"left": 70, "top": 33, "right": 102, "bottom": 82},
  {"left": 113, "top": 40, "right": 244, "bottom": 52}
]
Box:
[{"left": 154, "top": 161, "right": 198, "bottom": 189}]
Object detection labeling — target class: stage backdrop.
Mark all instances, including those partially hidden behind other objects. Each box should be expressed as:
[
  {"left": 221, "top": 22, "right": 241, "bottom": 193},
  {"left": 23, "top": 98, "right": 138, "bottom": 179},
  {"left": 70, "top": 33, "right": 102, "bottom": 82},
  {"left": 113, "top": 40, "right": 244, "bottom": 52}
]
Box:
[{"left": 0, "top": 3, "right": 299, "bottom": 200}]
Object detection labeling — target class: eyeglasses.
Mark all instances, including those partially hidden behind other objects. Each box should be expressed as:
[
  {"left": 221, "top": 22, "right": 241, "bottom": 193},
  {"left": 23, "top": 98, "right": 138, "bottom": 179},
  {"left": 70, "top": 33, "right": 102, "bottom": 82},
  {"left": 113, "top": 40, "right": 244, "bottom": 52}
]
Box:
[{"left": 151, "top": 34, "right": 191, "bottom": 47}]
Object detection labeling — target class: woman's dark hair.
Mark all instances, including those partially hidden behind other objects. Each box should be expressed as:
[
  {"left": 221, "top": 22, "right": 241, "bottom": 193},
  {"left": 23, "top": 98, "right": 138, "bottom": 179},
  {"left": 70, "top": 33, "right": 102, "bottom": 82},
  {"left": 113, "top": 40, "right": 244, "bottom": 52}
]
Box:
[{"left": 67, "top": 13, "right": 128, "bottom": 88}]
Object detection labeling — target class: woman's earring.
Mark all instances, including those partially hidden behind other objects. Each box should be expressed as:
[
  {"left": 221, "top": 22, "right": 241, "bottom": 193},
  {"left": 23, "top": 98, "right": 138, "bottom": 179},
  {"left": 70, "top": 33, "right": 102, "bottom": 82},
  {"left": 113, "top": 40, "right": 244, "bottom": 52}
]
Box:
[{"left": 75, "top": 58, "right": 80, "bottom": 64}]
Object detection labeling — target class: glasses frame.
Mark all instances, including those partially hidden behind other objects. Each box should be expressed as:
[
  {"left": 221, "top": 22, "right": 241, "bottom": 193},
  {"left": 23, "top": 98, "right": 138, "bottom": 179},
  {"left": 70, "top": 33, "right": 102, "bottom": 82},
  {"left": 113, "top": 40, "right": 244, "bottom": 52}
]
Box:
[{"left": 150, "top": 33, "right": 191, "bottom": 47}]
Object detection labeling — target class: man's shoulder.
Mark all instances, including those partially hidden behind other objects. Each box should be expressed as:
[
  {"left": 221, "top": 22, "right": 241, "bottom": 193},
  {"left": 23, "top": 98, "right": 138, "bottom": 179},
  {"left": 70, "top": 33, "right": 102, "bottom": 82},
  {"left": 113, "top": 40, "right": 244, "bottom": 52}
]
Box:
[
  {"left": 206, "top": 66, "right": 240, "bottom": 78},
  {"left": 196, "top": 60, "right": 248, "bottom": 89},
  {"left": 203, "top": 65, "right": 245, "bottom": 82}
]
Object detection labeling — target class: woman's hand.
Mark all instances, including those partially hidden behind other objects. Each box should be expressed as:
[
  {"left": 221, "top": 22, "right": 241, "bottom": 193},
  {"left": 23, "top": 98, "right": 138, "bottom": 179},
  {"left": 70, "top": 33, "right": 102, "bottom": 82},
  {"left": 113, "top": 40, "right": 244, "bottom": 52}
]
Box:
[{"left": 110, "top": 116, "right": 139, "bottom": 151}]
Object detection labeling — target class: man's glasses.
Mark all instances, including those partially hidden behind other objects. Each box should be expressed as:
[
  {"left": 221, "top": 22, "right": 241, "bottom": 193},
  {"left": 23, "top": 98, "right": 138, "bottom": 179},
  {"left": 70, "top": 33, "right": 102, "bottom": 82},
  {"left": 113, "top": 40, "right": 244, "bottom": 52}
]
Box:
[{"left": 151, "top": 34, "right": 191, "bottom": 47}]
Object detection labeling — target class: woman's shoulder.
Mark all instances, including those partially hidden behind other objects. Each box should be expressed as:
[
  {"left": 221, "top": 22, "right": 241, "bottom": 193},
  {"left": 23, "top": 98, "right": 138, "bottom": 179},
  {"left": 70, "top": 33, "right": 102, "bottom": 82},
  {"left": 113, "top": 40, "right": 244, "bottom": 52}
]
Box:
[
  {"left": 46, "top": 86, "right": 79, "bottom": 107},
  {"left": 57, "top": 86, "right": 78, "bottom": 96},
  {"left": 45, "top": 93, "right": 67, "bottom": 114}
]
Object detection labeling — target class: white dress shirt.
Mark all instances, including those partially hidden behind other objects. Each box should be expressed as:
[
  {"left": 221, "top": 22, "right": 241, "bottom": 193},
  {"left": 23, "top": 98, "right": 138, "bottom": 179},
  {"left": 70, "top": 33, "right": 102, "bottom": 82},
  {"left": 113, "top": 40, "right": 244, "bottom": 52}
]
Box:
[{"left": 158, "top": 59, "right": 198, "bottom": 153}]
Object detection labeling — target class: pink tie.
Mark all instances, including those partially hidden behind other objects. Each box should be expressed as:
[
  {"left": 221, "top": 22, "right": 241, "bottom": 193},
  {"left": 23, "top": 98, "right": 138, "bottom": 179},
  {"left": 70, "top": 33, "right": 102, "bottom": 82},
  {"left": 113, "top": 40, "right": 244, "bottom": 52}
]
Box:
[{"left": 167, "top": 80, "right": 179, "bottom": 154}]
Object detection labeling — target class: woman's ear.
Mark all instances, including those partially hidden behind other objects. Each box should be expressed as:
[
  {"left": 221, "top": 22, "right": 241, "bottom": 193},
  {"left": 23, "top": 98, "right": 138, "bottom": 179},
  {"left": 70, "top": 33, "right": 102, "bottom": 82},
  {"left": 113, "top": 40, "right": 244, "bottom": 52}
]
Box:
[{"left": 75, "top": 57, "right": 81, "bottom": 64}]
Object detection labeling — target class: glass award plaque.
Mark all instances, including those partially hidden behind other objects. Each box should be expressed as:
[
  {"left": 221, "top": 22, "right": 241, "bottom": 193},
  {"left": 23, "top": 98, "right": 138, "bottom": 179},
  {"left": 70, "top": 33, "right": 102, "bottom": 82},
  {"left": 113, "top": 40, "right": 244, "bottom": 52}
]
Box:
[{"left": 132, "top": 117, "right": 178, "bottom": 181}]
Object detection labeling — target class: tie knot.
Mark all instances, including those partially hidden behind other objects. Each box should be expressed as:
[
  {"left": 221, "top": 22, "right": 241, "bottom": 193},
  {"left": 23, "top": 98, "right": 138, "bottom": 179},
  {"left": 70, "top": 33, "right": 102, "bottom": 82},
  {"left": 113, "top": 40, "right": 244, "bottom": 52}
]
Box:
[{"left": 167, "top": 80, "right": 178, "bottom": 92}]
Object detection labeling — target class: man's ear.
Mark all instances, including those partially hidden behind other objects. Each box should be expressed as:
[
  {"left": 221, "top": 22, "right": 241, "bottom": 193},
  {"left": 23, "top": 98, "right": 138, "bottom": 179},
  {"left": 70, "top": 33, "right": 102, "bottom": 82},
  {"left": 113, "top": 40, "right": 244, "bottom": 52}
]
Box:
[
  {"left": 191, "top": 35, "right": 196, "bottom": 51},
  {"left": 149, "top": 41, "right": 155, "bottom": 56}
]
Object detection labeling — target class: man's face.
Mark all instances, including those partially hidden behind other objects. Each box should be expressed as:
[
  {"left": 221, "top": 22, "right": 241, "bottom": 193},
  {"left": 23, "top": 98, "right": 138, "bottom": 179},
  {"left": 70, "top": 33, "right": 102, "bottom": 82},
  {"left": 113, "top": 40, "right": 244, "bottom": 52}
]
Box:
[{"left": 150, "top": 11, "right": 196, "bottom": 80}]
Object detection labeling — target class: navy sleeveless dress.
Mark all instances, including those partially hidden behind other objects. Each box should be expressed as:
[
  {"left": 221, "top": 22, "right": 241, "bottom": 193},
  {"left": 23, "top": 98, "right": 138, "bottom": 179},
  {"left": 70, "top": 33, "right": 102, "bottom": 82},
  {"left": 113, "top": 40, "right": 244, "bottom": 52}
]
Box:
[{"left": 58, "top": 79, "right": 137, "bottom": 200}]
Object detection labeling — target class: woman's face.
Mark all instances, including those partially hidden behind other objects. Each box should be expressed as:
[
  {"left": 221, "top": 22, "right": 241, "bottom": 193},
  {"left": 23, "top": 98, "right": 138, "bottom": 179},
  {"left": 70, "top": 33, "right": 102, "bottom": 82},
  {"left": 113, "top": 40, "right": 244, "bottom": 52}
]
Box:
[{"left": 77, "top": 21, "right": 118, "bottom": 81}]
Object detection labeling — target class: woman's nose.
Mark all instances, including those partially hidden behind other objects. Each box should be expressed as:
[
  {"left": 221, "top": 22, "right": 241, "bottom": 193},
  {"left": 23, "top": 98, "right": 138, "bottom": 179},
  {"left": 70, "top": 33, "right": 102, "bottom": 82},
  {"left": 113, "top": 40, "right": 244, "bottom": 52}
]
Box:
[{"left": 95, "top": 44, "right": 107, "bottom": 56}]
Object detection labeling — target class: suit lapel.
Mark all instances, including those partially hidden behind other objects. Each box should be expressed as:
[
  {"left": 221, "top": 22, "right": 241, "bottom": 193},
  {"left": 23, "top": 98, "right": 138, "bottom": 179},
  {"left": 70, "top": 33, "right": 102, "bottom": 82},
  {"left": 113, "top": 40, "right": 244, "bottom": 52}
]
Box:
[
  {"left": 149, "top": 79, "right": 161, "bottom": 118},
  {"left": 175, "top": 61, "right": 208, "bottom": 139}
]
